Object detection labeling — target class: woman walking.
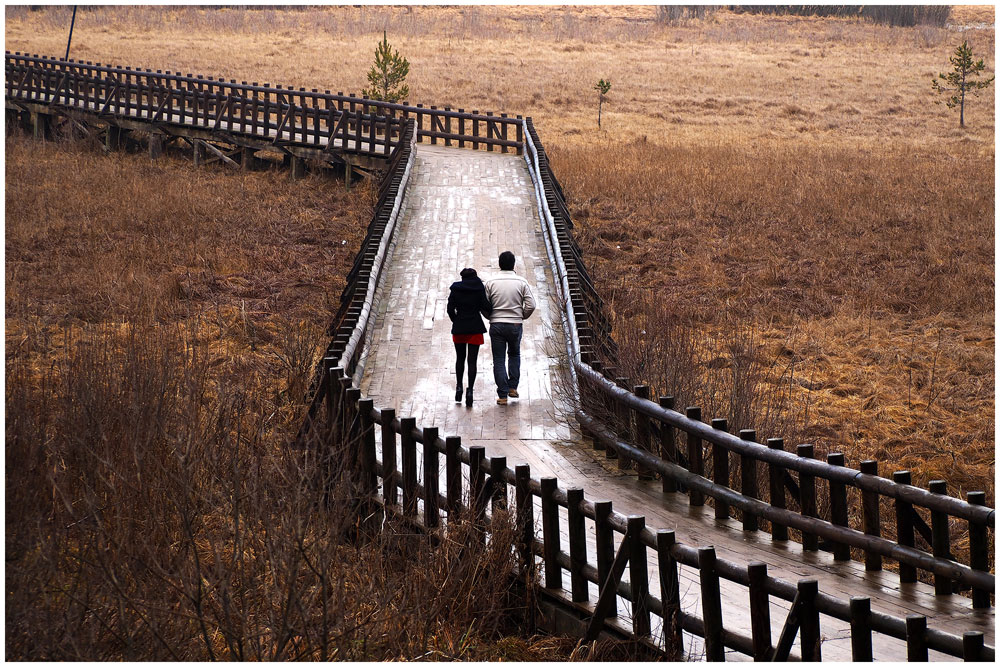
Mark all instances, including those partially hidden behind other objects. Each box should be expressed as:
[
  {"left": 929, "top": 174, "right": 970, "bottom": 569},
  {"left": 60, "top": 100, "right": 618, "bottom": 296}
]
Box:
[{"left": 447, "top": 268, "right": 492, "bottom": 407}]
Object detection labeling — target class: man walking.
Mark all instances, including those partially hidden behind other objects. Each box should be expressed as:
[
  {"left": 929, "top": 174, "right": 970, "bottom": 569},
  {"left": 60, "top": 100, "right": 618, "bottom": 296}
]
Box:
[{"left": 485, "top": 251, "right": 535, "bottom": 405}]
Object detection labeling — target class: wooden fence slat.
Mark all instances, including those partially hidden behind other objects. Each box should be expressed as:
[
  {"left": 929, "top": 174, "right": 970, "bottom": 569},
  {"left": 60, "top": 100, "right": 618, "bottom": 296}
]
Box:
[
  {"left": 906, "top": 615, "right": 929, "bottom": 661},
  {"left": 567, "top": 487, "right": 588, "bottom": 602},
  {"left": 400, "top": 416, "right": 417, "bottom": 517},
  {"left": 594, "top": 500, "right": 617, "bottom": 618},
  {"left": 767, "top": 438, "right": 789, "bottom": 541},
  {"left": 446, "top": 436, "right": 462, "bottom": 515},
  {"left": 929, "top": 480, "right": 952, "bottom": 595},
  {"left": 634, "top": 386, "right": 653, "bottom": 480},
  {"left": 698, "top": 546, "right": 725, "bottom": 661},
  {"left": 798, "top": 444, "right": 818, "bottom": 551},
  {"left": 380, "top": 408, "right": 397, "bottom": 506},
  {"left": 894, "top": 470, "right": 917, "bottom": 583},
  {"left": 423, "top": 427, "right": 439, "bottom": 528},
  {"left": 740, "top": 429, "right": 759, "bottom": 531},
  {"left": 850, "top": 596, "right": 873, "bottom": 662},
  {"left": 658, "top": 396, "right": 678, "bottom": 493},
  {"left": 686, "top": 407, "right": 705, "bottom": 506},
  {"left": 628, "top": 515, "right": 650, "bottom": 637},
  {"left": 515, "top": 464, "right": 533, "bottom": 569},
  {"left": 748, "top": 561, "right": 771, "bottom": 660},
  {"left": 860, "top": 460, "right": 882, "bottom": 570},
  {"left": 967, "top": 491, "right": 990, "bottom": 608},
  {"left": 828, "top": 452, "right": 850, "bottom": 560},
  {"left": 799, "top": 579, "right": 821, "bottom": 661},
  {"left": 540, "top": 477, "right": 562, "bottom": 590},
  {"left": 711, "top": 418, "right": 731, "bottom": 520}
]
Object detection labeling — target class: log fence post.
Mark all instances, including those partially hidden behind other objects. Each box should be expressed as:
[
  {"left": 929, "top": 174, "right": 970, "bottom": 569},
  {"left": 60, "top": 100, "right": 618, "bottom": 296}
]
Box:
[
  {"left": 767, "top": 438, "right": 788, "bottom": 541},
  {"left": 798, "top": 579, "right": 821, "bottom": 661},
  {"left": 445, "top": 436, "right": 462, "bottom": 516},
  {"left": 893, "top": 470, "right": 917, "bottom": 583},
  {"left": 686, "top": 407, "right": 705, "bottom": 506},
  {"left": 798, "top": 444, "right": 818, "bottom": 551},
  {"left": 540, "top": 477, "right": 562, "bottom": 590},
  {"left": 740, "top": 429, "right": 759, "bottom": 531},
  {"left": 400, "top": 417, "right": 417, "bottom": 517},
  {"left": 634, "top": 385, "right": 654, "bottom": 480},
  {"left": 849, "top": 596, "right": 873, "bottom": 661},
  {"left": 358, "top": 398, "right": 377, "bottom": 496},
  {"left": 906, "top": 615, "right": 928, "bottom": 661},
  {"left": 967, "top": 491, "right": 990, "bottom": 609},
  {"left": 698, "top": 546, "right": 725, "bottom": 661},
  {"left": 469, "top": 446, "right": 486, "bottom": 526},
  {"left": 928, "top": 480, "right": 952, "bottom": 595},
  {"left": 380, "top": 408, "right": 397, "bottom": 507},
  {"left": 515, "top": 464, "right": 533, "bottom": 570},
  {"left": 595, "top": 500, "right": 617, "bottom": 618},
  {"left": 711, "top": 418, "right": 731, "bottom": 520},
  {"left": 860, "top": 460, "right": 883, "bottom": 571},
  {"left": 423, "top": 427, "right": 439, "bottom": 528},
  {"left": 567, "top": 487, "right": 588, "bottom": 602},
  {"left": 658, "top": 396, "right": 678, "bottom": 493},
  {"left": 628, "top": 516, "right": 650, "bottom": 637},
  {"left": 828, "top": 453, "right": 850, "bottom": 560},
  {"left": 748, "top": 561, "right": 772, "bottom": 661}
]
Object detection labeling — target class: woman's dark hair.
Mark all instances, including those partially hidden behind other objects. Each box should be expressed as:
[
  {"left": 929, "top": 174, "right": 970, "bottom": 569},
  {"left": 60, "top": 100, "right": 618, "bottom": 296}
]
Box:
[{"left": 460, "top": 267, "right": 478, "bottom": 280}]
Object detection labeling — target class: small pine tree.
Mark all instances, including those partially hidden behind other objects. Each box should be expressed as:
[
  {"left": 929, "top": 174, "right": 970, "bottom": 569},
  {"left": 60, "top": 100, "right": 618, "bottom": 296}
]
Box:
[
  {"left": 362, "top": 31, "right": 410, "bottom": 104},
  {"left": 931, "top": 40, "right": 994, "bottom": 128},
  {"left": 594, "top": 79, "right": 611, "bottom": 128}
]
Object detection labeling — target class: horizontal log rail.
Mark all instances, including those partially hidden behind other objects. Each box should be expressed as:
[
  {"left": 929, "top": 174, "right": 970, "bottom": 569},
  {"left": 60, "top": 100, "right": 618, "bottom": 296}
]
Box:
[
  {"left": 5, "top": 52, "right": 524, "bottom": 155},
  {"left": 522, "top": 117, "right": 995, "bottom": 609}
]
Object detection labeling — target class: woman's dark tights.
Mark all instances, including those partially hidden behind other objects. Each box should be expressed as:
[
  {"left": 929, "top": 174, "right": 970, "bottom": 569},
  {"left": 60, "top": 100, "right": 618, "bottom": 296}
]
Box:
[{"left": 454, "top": 343, "right": 480, "bottom": 389}]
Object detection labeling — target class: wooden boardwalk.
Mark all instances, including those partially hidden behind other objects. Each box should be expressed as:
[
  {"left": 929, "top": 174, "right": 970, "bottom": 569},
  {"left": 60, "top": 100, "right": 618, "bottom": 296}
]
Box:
[
  {"left": 359, "top": 144, "right": 994, "bottom": 661},
  {"left": 7, "top": 52, "right": 992, "bottom": 660}
]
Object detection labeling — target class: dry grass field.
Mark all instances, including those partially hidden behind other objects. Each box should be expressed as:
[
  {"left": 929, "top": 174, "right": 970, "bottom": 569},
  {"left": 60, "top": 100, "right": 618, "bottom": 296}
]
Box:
[{"left": 5, "top": 4, "right": 995, "bottom": 657}]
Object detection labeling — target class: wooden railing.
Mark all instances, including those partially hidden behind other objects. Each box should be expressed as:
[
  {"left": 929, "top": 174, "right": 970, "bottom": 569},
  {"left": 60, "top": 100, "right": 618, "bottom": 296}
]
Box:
[
  {"left": 313, "top": 374, "right": 993, "bottom": 661},
  {"left": 5, "top": 52, "right": 524, "bottom": 156},
  {"left": 521, "top": 117, "right": 995, "bottom": 605}
]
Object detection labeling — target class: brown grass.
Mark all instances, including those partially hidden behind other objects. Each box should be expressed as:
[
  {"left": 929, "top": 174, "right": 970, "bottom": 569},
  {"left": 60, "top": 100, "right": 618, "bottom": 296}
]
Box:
[
  {"left": 4, "top": 4, "right": 995, "bottom": 649},
  {"left": 554, "top": 136, "right": 994, "bottom": 499}
]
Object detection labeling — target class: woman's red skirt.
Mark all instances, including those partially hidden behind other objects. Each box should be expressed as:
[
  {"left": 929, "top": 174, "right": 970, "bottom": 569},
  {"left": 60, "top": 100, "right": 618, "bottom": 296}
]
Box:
[{"left": 452, "top": 333, "right": 484, "bottom": 345}]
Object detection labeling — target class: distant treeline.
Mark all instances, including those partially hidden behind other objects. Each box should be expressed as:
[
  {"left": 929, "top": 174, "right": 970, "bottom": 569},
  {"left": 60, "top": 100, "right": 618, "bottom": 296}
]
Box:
[{"left": 726, "top": 5, "right": 951, "bottom": 27}]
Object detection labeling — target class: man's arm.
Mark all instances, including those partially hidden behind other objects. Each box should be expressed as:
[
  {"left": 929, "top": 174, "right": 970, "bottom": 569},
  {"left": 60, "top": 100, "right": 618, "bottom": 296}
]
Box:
[{"left": 521, "top": 280, "right": 536, "bottom": 320}]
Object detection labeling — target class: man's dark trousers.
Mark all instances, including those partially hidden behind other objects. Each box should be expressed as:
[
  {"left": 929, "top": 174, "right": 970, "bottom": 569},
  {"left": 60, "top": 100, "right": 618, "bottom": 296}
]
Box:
[{"left": 489, "top": 322, "right": 522, "bottom": 398}]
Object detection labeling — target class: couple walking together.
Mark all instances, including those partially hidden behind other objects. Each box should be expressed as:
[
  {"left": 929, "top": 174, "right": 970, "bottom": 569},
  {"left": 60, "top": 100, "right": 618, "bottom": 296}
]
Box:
[{"left": 447, "top": 250, "right": 535, "bottom": 407}]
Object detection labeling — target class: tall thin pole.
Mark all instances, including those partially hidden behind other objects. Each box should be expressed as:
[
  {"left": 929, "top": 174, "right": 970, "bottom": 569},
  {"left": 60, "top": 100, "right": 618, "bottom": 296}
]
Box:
[{"left": 65, "top": 6, "right": 77, "bottom": 60}]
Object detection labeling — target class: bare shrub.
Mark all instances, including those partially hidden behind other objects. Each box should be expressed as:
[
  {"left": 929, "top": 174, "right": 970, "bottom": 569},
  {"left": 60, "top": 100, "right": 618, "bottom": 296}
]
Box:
[{"left": 5, "top": 324, "right": 546, "bottom": 660}]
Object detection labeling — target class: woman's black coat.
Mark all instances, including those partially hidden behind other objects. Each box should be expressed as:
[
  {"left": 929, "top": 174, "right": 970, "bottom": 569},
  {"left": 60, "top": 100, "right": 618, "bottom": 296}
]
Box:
[{"left": 447, "top": 277, "right": 492, "bottom": 335}]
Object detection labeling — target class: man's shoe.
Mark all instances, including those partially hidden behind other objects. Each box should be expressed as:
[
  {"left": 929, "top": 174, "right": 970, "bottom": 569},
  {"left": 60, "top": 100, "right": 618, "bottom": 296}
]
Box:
[
  {"left": 497, "top": 397, "right": 508, "bottom": 406},
  {"left": 507, "top": 389, "right": 519, "bottom": 398}
]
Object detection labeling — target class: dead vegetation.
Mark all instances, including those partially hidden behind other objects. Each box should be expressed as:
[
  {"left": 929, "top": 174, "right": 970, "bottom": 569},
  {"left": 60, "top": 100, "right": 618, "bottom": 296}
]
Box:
[
  {"left": 4, "top": 135, "right": 597, "bottom": 660},
  {"left": 4, "top": 4, "right": 995, "bottom": 654}
]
